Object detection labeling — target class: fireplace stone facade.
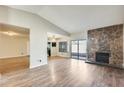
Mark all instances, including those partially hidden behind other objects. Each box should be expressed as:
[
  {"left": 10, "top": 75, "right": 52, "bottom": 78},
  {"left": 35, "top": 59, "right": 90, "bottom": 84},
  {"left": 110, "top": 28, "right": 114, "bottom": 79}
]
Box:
[{"left": 87, "top": 24, "right": 123, "bottom": 67}]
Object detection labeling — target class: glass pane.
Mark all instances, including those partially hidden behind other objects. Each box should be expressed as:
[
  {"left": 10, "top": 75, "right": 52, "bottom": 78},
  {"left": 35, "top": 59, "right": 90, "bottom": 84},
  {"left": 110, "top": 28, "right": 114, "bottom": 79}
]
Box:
[
  {"left": 71, "top": 41, "right": 78, "bottom": 59},
  {"left": 79, "top": 40, "right": 86, "bottom": 53},
  {"left": 79, "top": 40, "right": 87, "bottom": 60},
  {"left": 71, "top": 41, "right": 78, "bottom": 52},
  {"left": 59, "top": 42, "right": 67, "bottom": 52}
]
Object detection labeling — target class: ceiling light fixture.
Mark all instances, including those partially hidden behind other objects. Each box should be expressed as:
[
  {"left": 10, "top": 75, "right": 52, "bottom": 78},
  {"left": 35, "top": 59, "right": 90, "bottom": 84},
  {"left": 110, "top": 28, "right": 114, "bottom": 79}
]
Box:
[
  {"left": 0, "top": 31, "right": 19, "bottom": 36},
  {"left": 52, "top": 35, "right": 56, "bottom": 42}
]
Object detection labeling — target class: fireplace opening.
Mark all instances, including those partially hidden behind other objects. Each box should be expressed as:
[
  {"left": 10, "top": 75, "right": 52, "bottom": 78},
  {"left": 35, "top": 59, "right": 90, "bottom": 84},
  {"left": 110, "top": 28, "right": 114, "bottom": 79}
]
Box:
[{"left": 96, "top": 52, "right": 110, "bottom": 63}]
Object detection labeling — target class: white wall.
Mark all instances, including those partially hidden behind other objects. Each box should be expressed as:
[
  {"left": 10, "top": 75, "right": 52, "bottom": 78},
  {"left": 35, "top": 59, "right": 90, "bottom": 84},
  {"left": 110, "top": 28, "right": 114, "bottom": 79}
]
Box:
[
  {"left": 51, "top": 47, "right": 57, "bottom": 56},
  {"left": 70, "top": 31, "right": 87, "bottom": 40},
  {"left": 50, "top": 43, "right": 57, "bottom": 57},
  {"left": 0, "top": 34, "right": 28, "bottom": 58},
  {"left": 47, "top": 39, "right": 57, "bottom": 56},
  {"left": 0, "top": 6, "right": 69, "bottom": 68}
]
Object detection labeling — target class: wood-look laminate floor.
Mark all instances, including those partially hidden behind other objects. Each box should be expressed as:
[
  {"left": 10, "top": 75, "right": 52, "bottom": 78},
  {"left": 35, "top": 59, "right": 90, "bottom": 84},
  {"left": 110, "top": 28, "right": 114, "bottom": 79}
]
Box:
[
  {"left": 0, "top": 57, "right": 124, "bottom": 87},
  {"left": 0, "top": 56, "right": 29, "bottom": 74}
]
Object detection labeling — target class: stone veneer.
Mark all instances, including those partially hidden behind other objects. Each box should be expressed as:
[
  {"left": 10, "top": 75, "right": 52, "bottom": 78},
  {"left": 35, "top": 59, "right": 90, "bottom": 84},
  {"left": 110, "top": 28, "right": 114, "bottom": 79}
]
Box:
[{"left": 87, "top": 24, "right": 123, "bottom": 67}]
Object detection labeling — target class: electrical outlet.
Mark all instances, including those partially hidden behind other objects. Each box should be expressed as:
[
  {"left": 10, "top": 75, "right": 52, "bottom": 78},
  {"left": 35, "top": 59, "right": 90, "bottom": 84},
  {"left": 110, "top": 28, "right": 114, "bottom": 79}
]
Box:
[
  {"left": 39, "top": 59, "right": 42, "bottom": 62},
  {"left": 37, "top": 59, "right": 42, "bottom": 63}
]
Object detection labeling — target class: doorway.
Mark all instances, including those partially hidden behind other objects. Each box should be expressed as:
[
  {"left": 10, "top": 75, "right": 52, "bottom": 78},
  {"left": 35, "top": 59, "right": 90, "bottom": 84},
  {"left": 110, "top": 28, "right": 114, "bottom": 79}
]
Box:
[
  {"left": 0, "top": 23, "right": 30, "bottom": 74},
  {"left": 47, "top": 42, "right": 51, "bottom": 57},
  {"left": 71, "top": 40, "right": 87, "bottom": 60}
]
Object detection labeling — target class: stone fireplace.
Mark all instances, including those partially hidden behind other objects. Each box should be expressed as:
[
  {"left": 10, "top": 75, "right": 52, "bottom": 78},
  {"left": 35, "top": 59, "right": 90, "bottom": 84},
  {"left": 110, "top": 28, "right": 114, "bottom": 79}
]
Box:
[{"left": 87, "top": 24, "right": 123, "bottom": 67}]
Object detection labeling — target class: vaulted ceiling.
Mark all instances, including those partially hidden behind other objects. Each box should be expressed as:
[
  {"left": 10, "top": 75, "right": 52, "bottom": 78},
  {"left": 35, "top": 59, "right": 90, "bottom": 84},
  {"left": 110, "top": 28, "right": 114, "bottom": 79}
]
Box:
[{"left": 8, "top": 5, "right": 124, "bottom": 34}]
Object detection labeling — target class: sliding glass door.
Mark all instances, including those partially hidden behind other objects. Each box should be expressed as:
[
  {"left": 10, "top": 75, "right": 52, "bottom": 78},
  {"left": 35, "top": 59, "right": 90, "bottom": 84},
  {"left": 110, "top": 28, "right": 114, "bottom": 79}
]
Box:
[
  {"left": 71, "top": 41, "right": 78, "bottom": 59},
  {"left": 79, "top": 40, "right": 87, "bottom": 60},
  {"left": 71, "top": 40, "right": 87, "bottom": 60}
]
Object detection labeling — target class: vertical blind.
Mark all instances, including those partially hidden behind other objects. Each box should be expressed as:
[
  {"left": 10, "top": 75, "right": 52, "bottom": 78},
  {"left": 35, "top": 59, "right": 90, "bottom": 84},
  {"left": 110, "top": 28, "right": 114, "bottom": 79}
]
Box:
[{"left": 59, "top": 42, "right": 67, "bottom": 52}]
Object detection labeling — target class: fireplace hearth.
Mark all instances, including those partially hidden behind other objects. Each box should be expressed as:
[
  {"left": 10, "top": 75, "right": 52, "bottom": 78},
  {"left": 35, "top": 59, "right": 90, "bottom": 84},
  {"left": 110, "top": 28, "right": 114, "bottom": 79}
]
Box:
[{"left": 96, "top": 52, "right": 110, "bottom": 63}]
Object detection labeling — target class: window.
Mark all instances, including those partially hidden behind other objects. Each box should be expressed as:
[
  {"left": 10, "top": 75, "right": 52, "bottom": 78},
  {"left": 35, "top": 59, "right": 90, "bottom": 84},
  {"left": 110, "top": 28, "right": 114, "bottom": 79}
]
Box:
[{"left": 59, "top": 42, "right": 67, "bottom": 52}]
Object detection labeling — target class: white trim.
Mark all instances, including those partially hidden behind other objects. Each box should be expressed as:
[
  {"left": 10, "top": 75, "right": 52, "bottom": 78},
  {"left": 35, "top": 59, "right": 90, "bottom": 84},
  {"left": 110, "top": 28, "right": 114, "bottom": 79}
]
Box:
[
  {"left": 0, "top": 55, "right": 29, "bottom": 59},
  {"left": 30, "top": 62, "right": 47, "bottom": 69}
]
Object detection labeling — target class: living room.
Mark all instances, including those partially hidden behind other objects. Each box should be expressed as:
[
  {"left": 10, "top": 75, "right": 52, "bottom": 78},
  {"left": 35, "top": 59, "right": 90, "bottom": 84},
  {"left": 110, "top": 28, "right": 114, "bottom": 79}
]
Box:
[{"left": 0, "top": 5, "right": 123, "bottom": 88}]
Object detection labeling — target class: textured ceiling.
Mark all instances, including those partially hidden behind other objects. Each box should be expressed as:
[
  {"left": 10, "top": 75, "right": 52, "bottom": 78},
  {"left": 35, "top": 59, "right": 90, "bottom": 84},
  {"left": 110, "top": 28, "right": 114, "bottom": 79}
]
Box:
[{"left": 8, "top": 5, "right": 124, "bottom": 33}]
